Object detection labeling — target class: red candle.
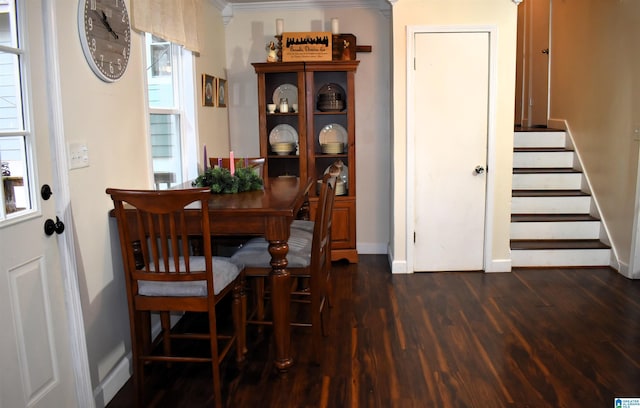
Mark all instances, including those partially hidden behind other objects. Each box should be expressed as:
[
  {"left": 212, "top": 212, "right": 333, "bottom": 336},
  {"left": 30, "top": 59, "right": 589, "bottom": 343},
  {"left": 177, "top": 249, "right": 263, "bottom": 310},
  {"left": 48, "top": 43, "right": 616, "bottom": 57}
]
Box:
[{"left": 229, "top": 151, "right": 235, "bottom": 175}]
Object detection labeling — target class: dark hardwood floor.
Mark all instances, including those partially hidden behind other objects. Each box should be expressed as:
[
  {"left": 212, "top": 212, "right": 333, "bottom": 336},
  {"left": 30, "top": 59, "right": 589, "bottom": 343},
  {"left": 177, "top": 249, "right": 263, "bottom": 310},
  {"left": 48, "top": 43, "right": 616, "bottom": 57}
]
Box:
[{"left": 106, "top": 255, "right": 640, "bottom": 407}]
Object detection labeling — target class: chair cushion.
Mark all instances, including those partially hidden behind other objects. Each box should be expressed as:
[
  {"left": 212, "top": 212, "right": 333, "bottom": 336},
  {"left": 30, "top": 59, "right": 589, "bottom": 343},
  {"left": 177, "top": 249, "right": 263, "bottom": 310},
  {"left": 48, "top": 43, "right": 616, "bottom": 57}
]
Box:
[
  {"left": 139, "top": 256, "right": 242, "bottom": 296},
  {"left": 230, "top": 228, "right": 312, "bottom": 268},
  {"left": 291, "top": 219, "right": 314, "bottom": 233}
]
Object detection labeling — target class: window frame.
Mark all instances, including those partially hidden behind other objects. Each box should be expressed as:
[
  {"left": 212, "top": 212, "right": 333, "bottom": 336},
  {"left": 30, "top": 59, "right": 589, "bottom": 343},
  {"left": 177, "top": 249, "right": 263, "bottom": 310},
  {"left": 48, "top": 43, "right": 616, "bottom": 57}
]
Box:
[
  {"left": 0, "top": 1, "right": 39, "bottom": 224},
  {"left": 143, "top": 33, "right": 197, "bottom": 190}
]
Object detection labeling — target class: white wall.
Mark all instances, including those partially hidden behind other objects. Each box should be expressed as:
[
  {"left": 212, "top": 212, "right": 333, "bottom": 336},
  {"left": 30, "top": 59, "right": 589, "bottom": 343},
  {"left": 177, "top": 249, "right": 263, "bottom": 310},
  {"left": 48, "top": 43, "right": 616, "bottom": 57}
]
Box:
[
  {"left": 197, "top": 3, "right": 233, "bottom": 159},
  {"left": 51, "top": 0, "right": 231, "bottom": 405},
  {"left": 548, "top": 0, "right": 640, "bottom": 277},
  {"left": 223, "top": 2, "right": 392, "bottom": 255},
  {"left": 56, "top": 0, "right": 147, "bottom": 401},
  {"left": 390, "top": 0, "right": 518, "bottom": 273}
]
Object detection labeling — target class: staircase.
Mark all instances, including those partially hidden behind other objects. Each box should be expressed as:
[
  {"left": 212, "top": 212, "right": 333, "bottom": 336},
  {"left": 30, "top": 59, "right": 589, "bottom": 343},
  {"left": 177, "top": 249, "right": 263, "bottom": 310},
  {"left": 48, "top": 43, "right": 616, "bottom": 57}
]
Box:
[{"left": 511, "top": 129, "right": 611, "bottom": 267}]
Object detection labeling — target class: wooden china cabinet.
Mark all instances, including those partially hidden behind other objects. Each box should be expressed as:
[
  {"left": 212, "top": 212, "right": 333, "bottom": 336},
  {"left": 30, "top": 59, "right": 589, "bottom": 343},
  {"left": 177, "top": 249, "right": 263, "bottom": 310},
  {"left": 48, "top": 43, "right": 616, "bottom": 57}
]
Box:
[{"left": 252, "top": 60, "right": 359, "bottom": 263}]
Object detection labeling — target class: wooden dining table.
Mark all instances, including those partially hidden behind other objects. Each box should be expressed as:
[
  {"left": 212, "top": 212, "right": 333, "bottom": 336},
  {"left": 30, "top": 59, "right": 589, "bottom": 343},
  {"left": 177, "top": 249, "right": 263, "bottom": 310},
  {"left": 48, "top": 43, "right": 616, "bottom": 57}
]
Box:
[
  {"left": 110, "top": 176, "right": 311, "bottom": 371},
  {"left": 183, "top": 176, "right": 312, "bottom": 372}
]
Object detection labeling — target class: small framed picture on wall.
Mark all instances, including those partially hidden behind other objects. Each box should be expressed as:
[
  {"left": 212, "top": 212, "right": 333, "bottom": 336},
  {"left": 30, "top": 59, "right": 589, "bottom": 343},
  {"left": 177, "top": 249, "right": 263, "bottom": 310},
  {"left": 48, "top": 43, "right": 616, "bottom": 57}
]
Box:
[
  {"left": 216, "top": 78, "right": 227, "bottom": 108},
  {"left": 202, "top": 74, "right": 214, "bottom": 107}
]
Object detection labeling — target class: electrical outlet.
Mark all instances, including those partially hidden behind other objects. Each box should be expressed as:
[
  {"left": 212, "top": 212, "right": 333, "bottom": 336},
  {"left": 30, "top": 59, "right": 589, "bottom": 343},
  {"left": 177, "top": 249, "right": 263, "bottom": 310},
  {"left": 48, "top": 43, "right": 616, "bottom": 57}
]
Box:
[{"left": 68, "top": 142, "right": 89, "bottom": 169}]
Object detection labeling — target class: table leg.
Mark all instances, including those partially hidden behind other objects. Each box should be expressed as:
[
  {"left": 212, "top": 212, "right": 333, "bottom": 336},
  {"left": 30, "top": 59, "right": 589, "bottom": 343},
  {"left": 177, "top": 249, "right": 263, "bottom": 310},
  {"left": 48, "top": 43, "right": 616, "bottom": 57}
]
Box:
[{"left": 268, "top": 239, "right": 293, "bottom": 372}]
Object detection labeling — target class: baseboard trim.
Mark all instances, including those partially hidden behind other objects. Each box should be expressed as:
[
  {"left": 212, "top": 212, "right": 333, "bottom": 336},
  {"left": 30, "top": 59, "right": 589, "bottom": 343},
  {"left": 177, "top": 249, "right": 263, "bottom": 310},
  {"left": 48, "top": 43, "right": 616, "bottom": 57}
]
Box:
[
  {"left": 387, "top": 243, "right": 410, "bottom": 273},
  {"left": 547, "top": 118, "right": 567, "bottom": 130},
  {"left": 94, "top": 316, "right": 176, "bottom": 406},
  {"left": 93, "top": 354, "right": 131, "bottom": 408},
  {"left": 485, "top": 258, "right": 512, "bottom": 273}
]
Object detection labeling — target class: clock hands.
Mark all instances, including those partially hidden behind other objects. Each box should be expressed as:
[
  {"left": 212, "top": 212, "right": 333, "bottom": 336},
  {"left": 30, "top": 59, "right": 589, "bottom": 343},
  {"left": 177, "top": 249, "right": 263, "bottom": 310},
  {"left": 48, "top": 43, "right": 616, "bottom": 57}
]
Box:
[{"left": 98, "top": 10, "right": 119, "bottom": 39}]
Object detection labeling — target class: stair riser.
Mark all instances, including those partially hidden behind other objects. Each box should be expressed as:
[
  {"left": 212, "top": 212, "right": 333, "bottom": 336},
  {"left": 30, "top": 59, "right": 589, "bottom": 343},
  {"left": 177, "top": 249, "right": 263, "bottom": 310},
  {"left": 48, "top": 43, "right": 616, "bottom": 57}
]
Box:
[
  {"left": 513, "top": 151, "right": 574, "bottom": 168},
  {"left": 514, "top": 132, "right": 566, "bottom": 148},
  {"left": 511, "top": 196, "right": 591, "bottom": 214},
  {"left": 510, "top": 221, "right": 600, "bottom": 240},
  {"left": 513, "top": 173, "right": 582, "bottom": 190},
  {"left": 511, "top": 248, "right": 610, "bottom": 267}
]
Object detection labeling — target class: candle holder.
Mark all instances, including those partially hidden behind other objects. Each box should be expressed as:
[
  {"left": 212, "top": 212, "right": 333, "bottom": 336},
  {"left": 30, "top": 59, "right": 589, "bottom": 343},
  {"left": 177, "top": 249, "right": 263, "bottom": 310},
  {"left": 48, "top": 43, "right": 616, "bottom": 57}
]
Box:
[{"left": 275, "top": 35, "right": 283, "bottom": 62}]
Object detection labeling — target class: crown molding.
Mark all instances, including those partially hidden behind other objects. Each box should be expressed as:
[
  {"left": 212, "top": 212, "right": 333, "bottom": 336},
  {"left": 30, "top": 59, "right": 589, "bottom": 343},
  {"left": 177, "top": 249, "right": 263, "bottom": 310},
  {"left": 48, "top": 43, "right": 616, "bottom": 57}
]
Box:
[
  {"left": 210, "top": 0, "right": 228, "bottom": 12},
  {"left": 211, "top": 0, "right": 391, "bottom": 25},
  {"left": 212, "top": 0, "right": 391, "bottom": 12}
]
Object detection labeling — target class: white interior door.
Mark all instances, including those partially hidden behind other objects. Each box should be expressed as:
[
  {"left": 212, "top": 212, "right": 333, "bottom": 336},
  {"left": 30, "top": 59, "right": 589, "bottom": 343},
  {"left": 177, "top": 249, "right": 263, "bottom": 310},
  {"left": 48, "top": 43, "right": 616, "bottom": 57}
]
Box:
[
  {"left": 0, "top": 2, "right": 82, "bottom": 406},
  {"left": 413, "top": 31, "right": 489, "bottom": 272}
]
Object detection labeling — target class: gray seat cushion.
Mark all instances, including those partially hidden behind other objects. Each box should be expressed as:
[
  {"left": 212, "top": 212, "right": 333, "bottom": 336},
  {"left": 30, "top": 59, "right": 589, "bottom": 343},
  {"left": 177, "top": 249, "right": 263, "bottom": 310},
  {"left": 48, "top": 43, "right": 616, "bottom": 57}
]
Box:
[
  {"left": 139, "top": 256, "right": 243, "bottom": 296},
  {"left": 291, "top": 219, "right": 314, "bottom": 233},
  {"left": 230, "top": 227, "right": 312, "bottom": 268}
]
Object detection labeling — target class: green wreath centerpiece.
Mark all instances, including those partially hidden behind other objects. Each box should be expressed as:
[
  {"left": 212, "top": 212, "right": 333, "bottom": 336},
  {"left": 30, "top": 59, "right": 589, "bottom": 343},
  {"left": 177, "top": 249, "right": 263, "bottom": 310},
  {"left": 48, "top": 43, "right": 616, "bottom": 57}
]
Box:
[{"left": 192, "top": 166, "right": 263, "bottom": 194}]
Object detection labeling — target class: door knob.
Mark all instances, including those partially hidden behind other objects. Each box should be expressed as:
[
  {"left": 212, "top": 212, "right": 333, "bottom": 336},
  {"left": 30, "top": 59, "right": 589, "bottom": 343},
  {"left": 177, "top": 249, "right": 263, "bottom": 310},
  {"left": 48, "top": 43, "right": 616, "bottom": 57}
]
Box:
[
  {"left": 474, "top": 165, "right": 485, "bottom": 175},
  {"left": 542, "top": 48, "right": 549, "bottom": 54},
  {"left": 44, "top": 216, "right": 65, "bottom": 236}
]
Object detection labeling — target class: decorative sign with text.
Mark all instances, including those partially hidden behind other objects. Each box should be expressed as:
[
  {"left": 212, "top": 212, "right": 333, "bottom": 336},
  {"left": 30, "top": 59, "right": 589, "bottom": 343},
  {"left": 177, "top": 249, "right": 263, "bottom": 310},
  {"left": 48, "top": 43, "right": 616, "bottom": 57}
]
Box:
[{"left": 282, "top": 32, "right": 332, "bottom": 62}]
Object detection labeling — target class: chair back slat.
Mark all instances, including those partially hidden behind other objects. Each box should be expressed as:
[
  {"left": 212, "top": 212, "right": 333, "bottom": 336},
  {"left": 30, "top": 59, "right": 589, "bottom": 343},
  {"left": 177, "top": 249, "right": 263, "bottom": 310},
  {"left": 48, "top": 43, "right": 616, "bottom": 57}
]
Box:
[{"left": 177, "top": 211, "right": 190, "bottom": 272}]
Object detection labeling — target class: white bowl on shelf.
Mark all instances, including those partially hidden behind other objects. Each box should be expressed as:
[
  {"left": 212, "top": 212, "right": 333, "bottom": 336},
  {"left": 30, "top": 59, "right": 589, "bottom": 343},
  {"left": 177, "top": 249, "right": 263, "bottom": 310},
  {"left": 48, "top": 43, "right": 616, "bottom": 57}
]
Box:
[
  {"left": 321, "top": 142, "right": 344, "bottom": 154},
  {"left": 271, "top": 142, "right": 295, "bottom": 155}
]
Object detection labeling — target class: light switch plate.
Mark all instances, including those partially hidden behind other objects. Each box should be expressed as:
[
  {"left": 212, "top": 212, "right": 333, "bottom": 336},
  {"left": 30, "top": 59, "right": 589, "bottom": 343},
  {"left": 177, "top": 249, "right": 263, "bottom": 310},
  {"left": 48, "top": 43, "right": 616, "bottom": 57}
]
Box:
[{"left": 68, "top": 142, "right": 89, "bottom": 169}]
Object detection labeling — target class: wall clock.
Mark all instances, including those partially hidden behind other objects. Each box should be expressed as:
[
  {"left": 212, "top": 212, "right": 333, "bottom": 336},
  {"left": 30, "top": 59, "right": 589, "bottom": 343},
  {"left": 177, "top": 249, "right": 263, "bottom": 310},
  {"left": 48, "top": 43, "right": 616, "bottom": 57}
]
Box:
[{"left": 78, "top": 0, "right": 131, "bottom": 82}]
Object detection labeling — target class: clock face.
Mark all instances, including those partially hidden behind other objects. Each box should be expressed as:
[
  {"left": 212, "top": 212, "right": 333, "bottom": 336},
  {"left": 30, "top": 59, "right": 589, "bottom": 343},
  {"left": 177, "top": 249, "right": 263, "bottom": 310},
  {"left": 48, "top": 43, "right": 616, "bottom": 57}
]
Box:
[{"left": 78, "top": 0, "right": 131, "bottom": 82}]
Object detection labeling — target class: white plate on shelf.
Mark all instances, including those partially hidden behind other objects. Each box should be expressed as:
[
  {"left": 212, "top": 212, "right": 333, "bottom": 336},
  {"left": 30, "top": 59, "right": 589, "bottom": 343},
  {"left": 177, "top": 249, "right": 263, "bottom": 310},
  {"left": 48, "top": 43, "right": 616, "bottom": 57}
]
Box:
[
  {"left": 318, "top": 123, "right": 347, "bottom": 145},
  {"left": 272, "top": 83, "right": 298, "bottom": 105},
  {"left": 269, "top": 124, "right": 298, "bottom": 145}
]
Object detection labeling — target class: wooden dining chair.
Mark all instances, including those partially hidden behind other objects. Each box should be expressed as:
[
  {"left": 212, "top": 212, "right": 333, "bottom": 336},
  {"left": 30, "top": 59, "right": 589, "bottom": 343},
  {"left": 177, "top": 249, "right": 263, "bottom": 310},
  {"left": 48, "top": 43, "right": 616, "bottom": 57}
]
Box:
[
  {"left": 230, "top": 174, "right": 336, "bottom": 364},
  {"left": 106, "top": 187, "right": 246, "bottom": 408}
]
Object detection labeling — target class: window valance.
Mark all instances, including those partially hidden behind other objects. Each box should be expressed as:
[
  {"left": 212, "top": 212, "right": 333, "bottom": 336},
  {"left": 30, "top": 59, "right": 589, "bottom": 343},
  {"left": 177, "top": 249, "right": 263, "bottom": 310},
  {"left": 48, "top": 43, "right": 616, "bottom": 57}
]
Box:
[{"left": 131, "top": 0, "right": 201, "bottom": 53}]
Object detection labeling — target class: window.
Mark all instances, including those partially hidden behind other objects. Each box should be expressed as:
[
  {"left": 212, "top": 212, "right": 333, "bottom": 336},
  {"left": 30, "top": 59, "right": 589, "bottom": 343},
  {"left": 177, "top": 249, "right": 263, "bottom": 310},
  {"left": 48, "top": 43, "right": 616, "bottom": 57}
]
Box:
[
  {"left": 144, "top": 33, "right": 197, "bottom": 190},
  {"left": 0, "top": 1, "right": 33, "bottom": 221}
]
